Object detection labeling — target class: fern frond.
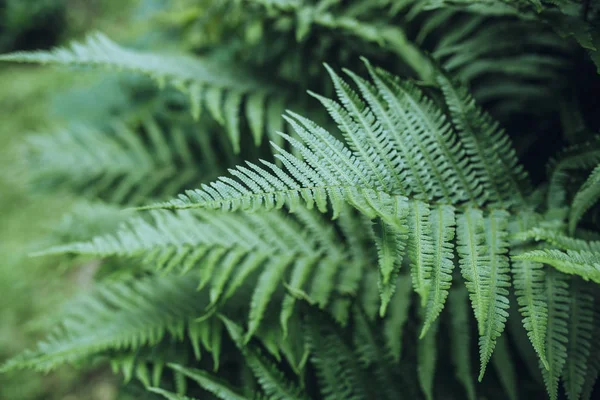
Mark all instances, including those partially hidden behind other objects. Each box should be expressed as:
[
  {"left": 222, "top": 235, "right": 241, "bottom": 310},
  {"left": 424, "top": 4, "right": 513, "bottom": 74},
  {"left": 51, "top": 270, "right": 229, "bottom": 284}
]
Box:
[
  {"left": 26, "top": 120, "right": 199, "bottom": 204},
  {"left": 513, "top": 249, "right": 600, "bottom": 284},
  {"left": 407, "top": 200, "right": 434, "bottom": 304},
  {"left": 478, "top": 210, "right": 511, "bottom": 381},
  {"left": 305, "top": 311, "right": 369, "bottom": 400},
  {"left": 245, "top": 343, "right": 308, "bottom": 400},
  {"left": 352, "top": 308, "right": 400, "bottom": 400},
  {"left": 35, "top": 208, "right": 359, "bottom": 341},
  {"left": 511, "top": 254, "right": 549, "bottom": 370},
  {"left": 167, "top": 364, "right": 248, "bottom": 400},
  {"left": 0, "top": 33, "right": 281, "bottom": 151},
  {"left": 569, "top": 164, "right": 600, "bottom": 234},
  {"left": 420, "top": 204, "right": 456, "bottom": 337},
  {"left": 515, "top": 227, "right": 600, "bottom": 253},
  {"left": 145, "top": 61, "right": 527, "bottom": 216},
  {"left": 436, "top": 71, "right": 529, "bottom": 206},
  {"left": 562, "top": 278, "right": 594, "bottom": 400},
  {"left": 542, "top": 269, "right": 570, "bottom": 400},
  {"left": 457, "top": 208, "right": 488, "bottom": 334},
  {"left": 375, "top": 218, "right": 408, "bottom": 316},
  {"left": 0, "top": 275, "right": 209, "bottom": 372},
  {"left": 149, "top": 387, "right": 199, "bottom": 400},
  {"left": 547, "top": 135, "right": 600, "bottom": 209}
]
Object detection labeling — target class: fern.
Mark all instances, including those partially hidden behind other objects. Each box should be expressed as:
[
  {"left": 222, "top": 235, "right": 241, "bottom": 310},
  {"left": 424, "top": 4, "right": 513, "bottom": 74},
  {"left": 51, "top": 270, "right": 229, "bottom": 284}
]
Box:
[
  {"left": 0, "top": 274, "right": 211, "bottom": 372},
  {"left": 542, "top": 269, "right": 570, "bottom": 400},
  {"left": 514, "top": 249, "right": 600, "bottom": 284},
  {"left": 0, "top": 33, "right": 284, "bottom": 151},
  {"left": 562, "top": 278, "right": 595, "bottom": 400},
  {"left": 569, "top": 164, "right": 600, "bottom": 234}
]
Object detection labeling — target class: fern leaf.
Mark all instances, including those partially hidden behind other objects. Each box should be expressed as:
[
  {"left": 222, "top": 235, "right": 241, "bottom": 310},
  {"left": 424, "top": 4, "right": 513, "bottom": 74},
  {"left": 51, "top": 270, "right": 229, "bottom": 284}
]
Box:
[
  {"left": 562, "top": 278, "right": 594, "bottom": 400},
  {"left": 547, "top": 136, "right": 600, "bottom": 209},
  {"left": 513, "top": 249, "right": 600, "bottom": 284},
  {"left": 0, "top": 33, "right": 279, "bottom": 149},
  {"left": 148, "top": 387, "right": 199, "bottom": 400},
  {"left": 352, "top": 308, "right": 400, "bottom": 400},
  {"left": 167, "top": 364, "right": 248, "bottom": 400},
  {"left": 306, "top": 311, "right": 369, "bottom": 400},
  {"left": 407, "top": 200, "right": 434, "bottom": 304},
  {"left": 542, "top": 269, "right": 570, "bottom": 400},
  {"left": 478, "top": 210, "right": 511, "bottom": 381},
  {"left": 144, "top": 62, "right": 515, "bottom": 219},
  {"left": 421, "top": 204, "right": 456, "bottom": 337},
  {"left": 375, "top": 219, "right": 408, "bottom": 316},
  {"left": 436, "top": 71, "right": 529, "bottom": 206},
  {"left": 26, "top": 121, "right": 198, "bottom": 204},
  {"left": 448, "top": 285, "right": 476, "bottom": 400},
  {"left": 0, "top": 275, "right": 208, "bottom": 372},
  {"left": 280, "top": 255, "right": 320, "bottom": 336},
  {"left": 516, "top": 228, "right": 600, "bottom": 253},
  {"left": 569, "top": 164, "right": 600, "bottom": 234},
  {"left": 511, "top": 254, "right": 549, "bottom": 370},
  {"left": 246, "top": 254, "right": 295, "bottom": 342},
  {"left": 457, "top": 208, "right": 489, "bottom": 334},
  {"left": 245, "top": 347, "right": 308, "bottom": 400}
]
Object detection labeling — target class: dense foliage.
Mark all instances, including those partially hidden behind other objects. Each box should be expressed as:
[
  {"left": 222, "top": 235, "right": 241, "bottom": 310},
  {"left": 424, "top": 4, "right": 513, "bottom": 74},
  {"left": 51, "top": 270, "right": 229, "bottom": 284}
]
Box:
[{"left": 1, "top": 1, "right": 600, "bottom": 399}]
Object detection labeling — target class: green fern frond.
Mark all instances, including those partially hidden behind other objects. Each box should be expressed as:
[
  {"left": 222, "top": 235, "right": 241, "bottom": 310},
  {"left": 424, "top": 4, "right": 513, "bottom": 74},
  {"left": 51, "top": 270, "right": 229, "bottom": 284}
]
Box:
[
  {"left": 26, "top": 120, "right": 199, "bottom": 204},
  {"left": 145, "top": 62, "right": 527, "bottom": 215},
  {"left": 513, "top": 249, "right": 600, "bottom": 284},
  {"left": 352, "top": 308, "right": 400, "bottom": 400},
  {"left": 436, "top": 71, "right": 529, "bottom": 206},
  {"left": 245, "top": 345, "right": 308, "bottom": 400},
  {"left": 420, "top": 204, "right": 456, "bottom": 337},
  {"left": 547, "top": 135, "right": 600, "bottom": 209},
  {"left": 0, "top": 274, "right": 209, "bottom": 372},
  {"left": 305, "top": 311, "right": 369, "bottom": 400},
  {"left": 542, "top": 269, "right": 570, "bottom": 400},
  {"left": 0, "top": 33, "right": 281, "bottom": 151},
  {"left": 167, "top": 364, "right": 248, "bottom": 400},
  {"left": 375, "top": 219, "right": 408, "bottom": 316},
  {"left": 515, "top": 227, "right": 600, "bottom": 253},
  {"left": 35, "top": 208, "right": 361, "bottom": 341},
  {"left": 457, "top": 208, "right": 488, "bottom": 334},
  {"left": 569, "top": 164, "right": 600, "bottom": 234},
  {"left": 478, "top": 210, "right": 511, "bottom": 381},
  {"left": 562, "top": 278, "right": 594, "bottom": 400},
  {"left": 149, "top": 387, "right": 199, "bottom": 400}
]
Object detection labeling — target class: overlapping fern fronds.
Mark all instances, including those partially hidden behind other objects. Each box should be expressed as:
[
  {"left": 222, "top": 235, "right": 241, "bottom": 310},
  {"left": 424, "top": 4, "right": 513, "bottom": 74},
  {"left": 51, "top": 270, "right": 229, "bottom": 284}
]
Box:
[{"left": 0, "top": 33, "right": 286, "bottom": 152}]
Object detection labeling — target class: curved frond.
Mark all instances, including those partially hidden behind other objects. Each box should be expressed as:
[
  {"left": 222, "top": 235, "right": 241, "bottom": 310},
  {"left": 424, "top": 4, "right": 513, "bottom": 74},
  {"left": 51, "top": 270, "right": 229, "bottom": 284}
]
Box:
[
  {"left": 562, "top": 278, "right": 594, "bottom": 400},
  {"left": 0, "top": 33, "right": 282, "bottom": 150},
  {"left": 167, "top": 364, "right": 249, "bottom": 400},
  {"left": 569, "top": 164, "right": 600, "bottom": 234},
  {"left": 513, "top": 249, "right": 600, "bottom": 284},
  {"left": 542, "top": 269, "right": 570, "bottom": 400},
  {"left": 0, "top": 275, "right": 209, "bottom": 372},
  {"left": 26, "top": 120, "right": 200, "bottom": 204}
]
